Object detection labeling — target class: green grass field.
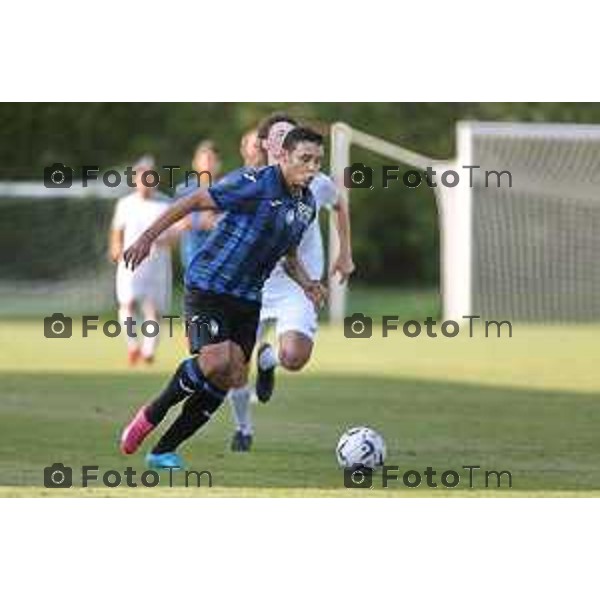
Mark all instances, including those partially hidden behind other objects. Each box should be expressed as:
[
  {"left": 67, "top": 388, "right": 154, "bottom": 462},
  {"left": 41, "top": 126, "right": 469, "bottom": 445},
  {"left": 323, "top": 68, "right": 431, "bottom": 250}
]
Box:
[{"left": 2, "top": 294, "right": 600, "bottom": 497}]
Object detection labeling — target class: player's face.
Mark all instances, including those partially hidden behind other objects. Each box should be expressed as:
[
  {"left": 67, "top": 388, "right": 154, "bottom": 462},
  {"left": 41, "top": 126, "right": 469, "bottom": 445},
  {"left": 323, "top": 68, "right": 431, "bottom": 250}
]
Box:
[
  {"left": 193, "top": 149, "right": 221, "bottom": 179},
  {"left": 280, "top": 141, "right": 323, "bottom": 188},
  {"left": 241, "top": 131, "right": 262, "bottom": 167},
  {"left": 134, "top": 164, "right": 154, "bottom": 198}
]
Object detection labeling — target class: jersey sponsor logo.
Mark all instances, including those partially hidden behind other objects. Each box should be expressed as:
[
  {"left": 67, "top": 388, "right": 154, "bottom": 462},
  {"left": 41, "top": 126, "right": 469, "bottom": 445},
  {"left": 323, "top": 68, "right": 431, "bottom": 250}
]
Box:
[{"left": 296, "top": 202, "right": 314, "bottom": 224}]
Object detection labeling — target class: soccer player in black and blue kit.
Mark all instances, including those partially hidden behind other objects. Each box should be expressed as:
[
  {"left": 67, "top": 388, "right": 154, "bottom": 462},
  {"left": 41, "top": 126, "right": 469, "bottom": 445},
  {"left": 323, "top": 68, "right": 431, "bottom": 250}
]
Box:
[{"left": 120, "top": 127, "right": 326, "bottom": 470}]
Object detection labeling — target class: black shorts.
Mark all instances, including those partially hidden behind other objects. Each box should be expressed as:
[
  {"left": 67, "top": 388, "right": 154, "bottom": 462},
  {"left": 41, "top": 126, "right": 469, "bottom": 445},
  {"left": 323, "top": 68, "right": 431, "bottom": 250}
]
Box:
[{"left": 184, "top": 288, "right": 260, "bottom": 362}]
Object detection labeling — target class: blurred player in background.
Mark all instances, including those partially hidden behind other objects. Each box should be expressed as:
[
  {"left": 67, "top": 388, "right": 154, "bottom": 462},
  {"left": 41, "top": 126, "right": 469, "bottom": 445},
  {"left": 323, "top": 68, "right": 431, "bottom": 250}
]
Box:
[
  {"left": 176, "top": 141, "right": 222, "bottom": 269},
  {"left": 109, "top": 156, "right": 173, "bottom": 365},
  {"left": 239, "top": 128, "right": 262, "bottom": 167},
  {"left": 229, "top": 115, "right": 355, "bottom": 451}
]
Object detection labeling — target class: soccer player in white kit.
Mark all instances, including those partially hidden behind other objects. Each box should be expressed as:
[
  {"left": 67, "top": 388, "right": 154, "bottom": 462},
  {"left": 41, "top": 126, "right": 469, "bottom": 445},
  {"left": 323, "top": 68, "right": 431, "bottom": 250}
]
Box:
[
  {"left": 229, "top": 116, "right": 355, "bottom": 451},
  {"left": 110, "top": 156, "right": 174, "bottom": 365}
]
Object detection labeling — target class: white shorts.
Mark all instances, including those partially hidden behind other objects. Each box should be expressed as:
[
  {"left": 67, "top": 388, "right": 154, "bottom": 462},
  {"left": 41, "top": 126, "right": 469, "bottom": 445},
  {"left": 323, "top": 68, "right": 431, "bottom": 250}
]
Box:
[
  {"left": 116, "top": 259, "right": 172, "bottom": 314},
  {"left": 260, "top": 276, "right": 318, "bottom": 341}
]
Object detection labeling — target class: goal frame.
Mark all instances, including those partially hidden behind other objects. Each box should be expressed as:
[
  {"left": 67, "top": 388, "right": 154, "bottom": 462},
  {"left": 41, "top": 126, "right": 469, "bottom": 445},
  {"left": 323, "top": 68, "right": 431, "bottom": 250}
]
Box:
[
  {"left": 328, "top": 122, "right": 465, "bottom": 322},
  {"left": 330, "top": 119, "right": 600, "bottom": 323}
]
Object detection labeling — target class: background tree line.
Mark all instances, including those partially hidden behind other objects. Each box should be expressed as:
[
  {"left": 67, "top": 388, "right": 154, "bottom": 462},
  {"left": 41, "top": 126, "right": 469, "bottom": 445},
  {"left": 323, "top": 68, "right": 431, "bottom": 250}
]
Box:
[{"left": 2, "top": 102, "right": 600, "bottom": 285}]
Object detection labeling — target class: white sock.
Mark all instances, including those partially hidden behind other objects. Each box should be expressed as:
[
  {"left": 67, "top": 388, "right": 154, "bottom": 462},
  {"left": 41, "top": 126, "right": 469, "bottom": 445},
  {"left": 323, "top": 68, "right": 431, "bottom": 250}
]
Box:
[
  {"left": 141, "top": 304, "right": 160, "bottom": 359},
  {"left": 118, "top": 305, "right": 138, "bottom": 351},
  {"left": 229, "top": 385, "right": 253, "bottom": 435},
  {"left": 258, "top": 345, "right": 278, "bottom": 371},
  {"left": 141, "top": 331, "right": 158, "bottom": 358}
]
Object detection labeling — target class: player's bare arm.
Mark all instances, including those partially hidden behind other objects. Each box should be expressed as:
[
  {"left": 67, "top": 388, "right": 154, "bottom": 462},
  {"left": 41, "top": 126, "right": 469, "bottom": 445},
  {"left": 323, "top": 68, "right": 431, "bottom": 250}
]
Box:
[
  {"left": 199, "top": 210, "right": 221, "bottom": 231},
  {"left": 330, "top": 194, "right": 355, "bottom": 284},
  {"left": 123, "top": 189, "right": 218, "bottom": 270},
  {"left": 283, "top": 247, "right": 328, "bottom": 309},
  {"left": 109, "top": 227, "right": 124, "bottom": 263}
]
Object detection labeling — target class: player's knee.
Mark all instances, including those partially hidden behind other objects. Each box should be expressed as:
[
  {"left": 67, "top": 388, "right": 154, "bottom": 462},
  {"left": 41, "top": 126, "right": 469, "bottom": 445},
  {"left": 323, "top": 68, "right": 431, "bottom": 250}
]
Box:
[
  {"left": 200, "top": 351, "right": 226, "bottom": 380},
  {"left": 278, "top": 332, "right": 313, "bottom": 371},
  {"left": 221, "top": 354, "right": 247, "bottom": 388},
  {"left": 279, "top": 345, "right": 311, "bottom": 371},
  {"left": 202, "top": 356, "right": 231, "bottom": 383},
  {"left": 201, "top": 344, "right": 246, "bottom": 389}
]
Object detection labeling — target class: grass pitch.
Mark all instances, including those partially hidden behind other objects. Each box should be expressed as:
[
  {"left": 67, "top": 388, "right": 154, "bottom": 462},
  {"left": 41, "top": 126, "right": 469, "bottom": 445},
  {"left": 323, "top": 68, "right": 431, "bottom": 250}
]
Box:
[{"left": 2, "top": 301, "right": 600, "bottom": 497}]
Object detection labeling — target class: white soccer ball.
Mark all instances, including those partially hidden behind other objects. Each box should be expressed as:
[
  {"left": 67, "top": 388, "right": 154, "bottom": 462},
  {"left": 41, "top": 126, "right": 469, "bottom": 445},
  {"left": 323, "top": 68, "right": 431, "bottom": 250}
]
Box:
[{"left": 336, "top": 426, "right": 386, "bottom": 469}]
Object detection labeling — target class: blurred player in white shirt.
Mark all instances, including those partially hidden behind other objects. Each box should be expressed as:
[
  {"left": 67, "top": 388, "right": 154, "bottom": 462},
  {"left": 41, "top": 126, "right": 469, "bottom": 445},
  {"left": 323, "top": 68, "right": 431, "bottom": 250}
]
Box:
[
  {"left": 110, "top": 156, "right": 173, "bottom": 365},
  {"left": 176, "top": 141, "right": 222, "bottom": 269},
  {"left": 229, "top": 115, "right": 355, "bottom": 451}
]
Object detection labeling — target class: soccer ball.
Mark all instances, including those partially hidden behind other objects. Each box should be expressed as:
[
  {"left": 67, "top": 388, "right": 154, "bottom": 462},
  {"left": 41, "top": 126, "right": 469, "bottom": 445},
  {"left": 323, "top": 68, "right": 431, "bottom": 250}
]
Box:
[{"left": 336, "top": 426, "right": 386, "bottom": 469}]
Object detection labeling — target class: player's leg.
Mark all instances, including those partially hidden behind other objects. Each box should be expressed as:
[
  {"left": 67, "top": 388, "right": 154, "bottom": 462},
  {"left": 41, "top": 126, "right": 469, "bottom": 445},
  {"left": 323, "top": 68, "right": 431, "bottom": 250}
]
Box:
[
  {"left": 139, "top": 260, "right": 171, "bottom": 364},
  {"left": 120, "top": 289, "right": 258, "bottom": 465},
  {"left": 116, "top": 264, "right": 141, "bottom": 365},
  {"left": 229, "top": 319, "right": 270, "bottom": 451},
  {"left": 229, "top": 386, "right": 252, "bottom": 451},
  {"left": 255, "top": 289, "right": 317, "bottom": 401},
  {"left": 145, "top": 292, "right": 257, "bottom": 465},
  {"left": 140, "top": 297, "right": 159, "bottom": 364},
  {"left": 121, "top": 339, "right": 248, "bottom": 459},
  {"left": 145, "top": 341, "right": 248, "bottom": 468},
  {"left": 277, "top": 330, "right": 314, "bottom": 371},
  {"left": 118, "top": 301, "right": 140, "bottom": 365}
]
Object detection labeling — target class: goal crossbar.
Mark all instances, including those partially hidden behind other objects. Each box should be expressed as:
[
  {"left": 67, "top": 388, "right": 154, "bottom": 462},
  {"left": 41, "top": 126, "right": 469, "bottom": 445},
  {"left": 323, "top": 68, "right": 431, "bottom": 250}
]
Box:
[{"left": 328, "top": 122, "right": 446, "bottom": 322}]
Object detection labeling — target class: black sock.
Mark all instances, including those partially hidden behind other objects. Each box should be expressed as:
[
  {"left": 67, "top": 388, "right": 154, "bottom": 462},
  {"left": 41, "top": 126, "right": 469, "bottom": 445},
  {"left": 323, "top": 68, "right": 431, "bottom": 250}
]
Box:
[
  {"left": 145, "top": 358, "right": 205, "bottom": 426},
  {"left": 151, "top": 385, "right": 226, "bottom": 454}
]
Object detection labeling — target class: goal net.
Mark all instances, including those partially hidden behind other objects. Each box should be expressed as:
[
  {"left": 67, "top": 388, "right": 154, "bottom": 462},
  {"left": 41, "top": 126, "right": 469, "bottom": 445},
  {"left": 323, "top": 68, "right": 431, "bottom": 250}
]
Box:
[
  {"left": 451, "top": 121, "right": 600, "bottom": 322},
  {"left": 0, "top": 182, "right": 122, "bottom": 317},
  {"left": 330, "top": 121, "right": 600, "bottom": 323}
]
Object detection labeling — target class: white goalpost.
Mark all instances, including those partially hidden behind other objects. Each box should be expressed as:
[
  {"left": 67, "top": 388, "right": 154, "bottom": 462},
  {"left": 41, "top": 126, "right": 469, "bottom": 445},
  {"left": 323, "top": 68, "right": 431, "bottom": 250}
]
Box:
[
  {"left": 328, "top": 122, "right": 457, "bottom": 322},
  {"left": 329, "top": 120, "right": 600, "bottom": 323}
]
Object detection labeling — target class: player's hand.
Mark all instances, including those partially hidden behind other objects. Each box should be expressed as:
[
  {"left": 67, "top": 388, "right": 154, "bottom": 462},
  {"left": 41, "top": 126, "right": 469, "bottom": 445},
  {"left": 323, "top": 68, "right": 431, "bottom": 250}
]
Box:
[
  {"left": 304, "top": 281, "right": 328, "bottom": 310},
  {"left": 330, "top": 254, "right": 355, "bottom": 284},
  {"left": 108, "top": 247, "right": 122, "bottom": 264},
  {"left": 123, "top": 234, "right": 153, "bottom": 270}
]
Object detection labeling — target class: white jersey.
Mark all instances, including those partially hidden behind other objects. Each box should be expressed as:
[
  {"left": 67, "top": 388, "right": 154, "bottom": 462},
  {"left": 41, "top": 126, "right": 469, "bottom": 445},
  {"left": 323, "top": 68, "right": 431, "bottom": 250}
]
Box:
[
  {"left": 112, "top": 191, "right": 172, "bottom": 311},
  {"left": 112, "top": 191, "right": 172, "bottom": 255},
  {"left": 266, "top": 172, "right": 338, "bottom": 283},
  {"left": 260, "top": 173, "right": 338, "bottom": 339}
]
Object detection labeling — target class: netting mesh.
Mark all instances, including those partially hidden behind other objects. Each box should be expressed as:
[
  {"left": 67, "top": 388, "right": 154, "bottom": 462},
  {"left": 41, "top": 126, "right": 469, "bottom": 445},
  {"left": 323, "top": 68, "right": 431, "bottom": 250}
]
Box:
[
  {"left": 0, "top": 196, "right": 116, "bottom": 316},
  {"left": 471, "top": 128, "right": 600, "bottom": 321}
]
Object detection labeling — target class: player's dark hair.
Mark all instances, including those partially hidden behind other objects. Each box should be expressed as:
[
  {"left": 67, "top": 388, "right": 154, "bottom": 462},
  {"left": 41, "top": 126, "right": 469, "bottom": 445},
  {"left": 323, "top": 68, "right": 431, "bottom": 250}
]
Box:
[
  {"left": 281, "top": 126, "right": 323, "bottom": 151},
  {"left": 257, "top": 113, "right": 298, "bottom": 140},
  {"left": 195, "top": 139, "right": 219, "bottom": 156}
]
